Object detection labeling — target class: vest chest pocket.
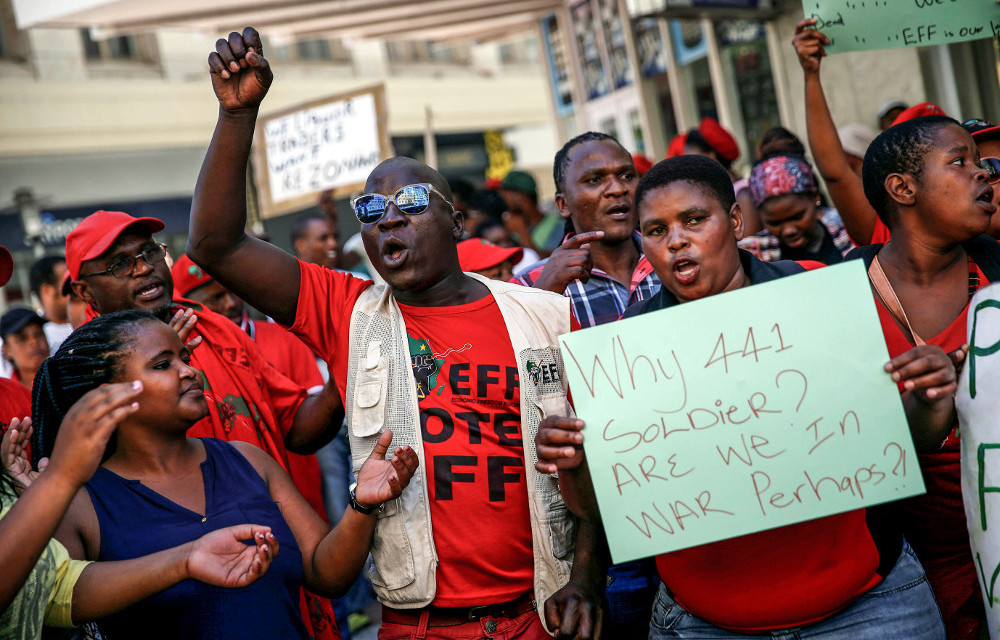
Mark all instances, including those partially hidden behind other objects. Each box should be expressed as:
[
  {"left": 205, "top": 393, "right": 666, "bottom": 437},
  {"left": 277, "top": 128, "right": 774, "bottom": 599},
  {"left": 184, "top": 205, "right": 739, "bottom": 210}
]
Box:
[{"left": 353, "top": 341, "right": 388, "bottom": 438}]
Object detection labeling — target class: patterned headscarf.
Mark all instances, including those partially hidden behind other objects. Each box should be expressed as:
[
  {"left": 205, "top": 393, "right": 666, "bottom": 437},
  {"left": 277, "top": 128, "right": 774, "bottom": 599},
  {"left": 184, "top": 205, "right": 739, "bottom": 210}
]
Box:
[{"left": 748, "top": 154, "right": 817, "bottom": 208}]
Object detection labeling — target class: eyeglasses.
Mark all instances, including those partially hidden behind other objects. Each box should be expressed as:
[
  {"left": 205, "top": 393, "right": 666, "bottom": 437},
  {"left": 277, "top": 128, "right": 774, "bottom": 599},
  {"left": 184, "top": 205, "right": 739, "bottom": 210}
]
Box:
[
  {"left": 81, "top": 243, "right": 168, "bottom": 279},
  {"left": 981, "top": 157, "right": 1000, "bottom": 185},
  {"left": 350, "top": 183, "right": 453, "bottom": 224}
]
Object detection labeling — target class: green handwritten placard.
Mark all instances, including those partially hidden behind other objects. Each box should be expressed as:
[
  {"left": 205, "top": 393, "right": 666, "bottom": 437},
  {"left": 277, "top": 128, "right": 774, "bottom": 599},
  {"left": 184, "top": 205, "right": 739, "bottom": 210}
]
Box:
[
  {"left": 559, "top": 261, "right": 924, "bottom": 564},
  {"left": 957, "top": 283, "right": 1000, "bottom": 635},
  {"left": 803, "top": 0, "right": 1000, "bottom": 54}
]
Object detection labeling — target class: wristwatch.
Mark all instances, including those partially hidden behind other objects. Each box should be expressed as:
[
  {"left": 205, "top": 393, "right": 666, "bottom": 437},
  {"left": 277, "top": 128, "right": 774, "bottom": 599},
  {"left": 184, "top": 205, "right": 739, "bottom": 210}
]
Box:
[{"left": 349, "top": 482, "right": 380, "bottom": 515}]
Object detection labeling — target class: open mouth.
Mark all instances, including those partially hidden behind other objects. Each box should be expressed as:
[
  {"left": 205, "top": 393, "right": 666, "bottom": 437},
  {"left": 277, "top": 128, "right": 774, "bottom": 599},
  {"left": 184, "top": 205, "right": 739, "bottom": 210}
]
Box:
[
  {"left": 135, "top": 280, "right": 164, "bottom": 302},
  {"left": 380, "top": 237, "right": 409, "bottom": 268},
  {"left": 977, "top": 186, "right": 997, "bottom": 214},
  {"left": 673, "top": 258, "right": 699, "bottom": 286},
  {"left": 605, "top": 203, "right": 631, "bottom": 219}
]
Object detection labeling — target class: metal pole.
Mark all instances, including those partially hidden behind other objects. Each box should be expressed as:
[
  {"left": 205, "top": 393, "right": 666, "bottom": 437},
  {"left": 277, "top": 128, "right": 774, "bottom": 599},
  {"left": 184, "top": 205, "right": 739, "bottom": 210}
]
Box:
[{"left": 424, "top": 104, "right": 438, "bottom": 169}]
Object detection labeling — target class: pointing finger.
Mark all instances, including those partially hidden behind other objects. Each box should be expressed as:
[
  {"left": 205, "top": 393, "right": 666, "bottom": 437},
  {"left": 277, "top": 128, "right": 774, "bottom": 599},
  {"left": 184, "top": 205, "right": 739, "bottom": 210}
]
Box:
[{"left": 560, "top": 231, "right": 604, "bottom": 250}]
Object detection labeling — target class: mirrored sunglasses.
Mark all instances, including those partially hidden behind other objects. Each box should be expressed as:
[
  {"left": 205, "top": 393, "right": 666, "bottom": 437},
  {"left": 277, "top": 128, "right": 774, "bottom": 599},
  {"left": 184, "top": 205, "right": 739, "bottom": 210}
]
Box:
[
  {"left": 982, "top": 157, "right": 1000, "bottom": 185},
  {"left": 351, "top": 183, "right": 453, "bottom": 224}
]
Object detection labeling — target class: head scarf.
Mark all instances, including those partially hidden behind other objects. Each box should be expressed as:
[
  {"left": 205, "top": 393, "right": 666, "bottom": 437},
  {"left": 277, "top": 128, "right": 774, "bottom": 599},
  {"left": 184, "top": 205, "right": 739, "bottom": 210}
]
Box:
[{"left": 749, "top": 155, "right": 818, "bottom": 208}]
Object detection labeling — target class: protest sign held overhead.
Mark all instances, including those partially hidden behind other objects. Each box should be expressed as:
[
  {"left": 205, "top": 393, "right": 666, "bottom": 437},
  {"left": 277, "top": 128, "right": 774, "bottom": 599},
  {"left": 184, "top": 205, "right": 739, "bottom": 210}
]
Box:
[
  {"left": 559, "top": 261, "right": 924, "bottom": 564},
  {"left": 252, "top": 85, "right": 392, "bottom": 218},
  {"left": 802, "top": 0, "right": 1000, "bottom": 54},
  {"left": 957, "top": 283, "right": 1000, "bottom": 640}
]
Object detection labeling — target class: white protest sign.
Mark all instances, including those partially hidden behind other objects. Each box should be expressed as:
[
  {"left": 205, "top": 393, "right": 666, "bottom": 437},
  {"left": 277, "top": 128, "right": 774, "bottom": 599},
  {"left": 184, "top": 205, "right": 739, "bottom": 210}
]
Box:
[
  {"left": 252, "top": 85, "right": 391, "bottom": 218},
  {"left": 957, "top": 282, "right": 1000, "bottom": 639}
]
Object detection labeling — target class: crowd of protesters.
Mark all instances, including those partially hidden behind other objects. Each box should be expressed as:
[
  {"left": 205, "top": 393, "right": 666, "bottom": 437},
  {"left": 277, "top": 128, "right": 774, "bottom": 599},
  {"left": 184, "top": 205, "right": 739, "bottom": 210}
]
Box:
[{"left": 1, "top": 17, "right": 999, "bottom": 640}]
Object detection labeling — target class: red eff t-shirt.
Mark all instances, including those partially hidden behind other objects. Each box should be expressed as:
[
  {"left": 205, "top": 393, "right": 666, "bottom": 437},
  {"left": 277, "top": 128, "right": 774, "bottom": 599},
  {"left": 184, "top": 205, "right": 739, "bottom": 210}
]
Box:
[{"left": 290, "top": 261, "right": 535, "bottom": 606}]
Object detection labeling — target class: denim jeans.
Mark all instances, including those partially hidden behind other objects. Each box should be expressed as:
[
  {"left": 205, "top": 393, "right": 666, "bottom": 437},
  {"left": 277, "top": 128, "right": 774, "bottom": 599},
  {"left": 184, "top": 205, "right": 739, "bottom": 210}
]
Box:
[
  {"left": 648, "top": 541, "right": 945, "bottom": 640},
  {"left": 606, "top": 558, "right": 661, "bottom": 639}
]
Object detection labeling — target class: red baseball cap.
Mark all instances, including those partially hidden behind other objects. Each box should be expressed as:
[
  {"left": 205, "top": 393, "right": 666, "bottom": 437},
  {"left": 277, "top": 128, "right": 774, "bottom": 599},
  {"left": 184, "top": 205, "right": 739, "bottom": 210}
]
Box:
[
  {"left": 170, "top": 254, "right": 213, "bottom": 297},
  {"left": 65, "top": 211, "right": 165, "bottom": 281},
  {"left": 0, "top": 246, "right": 12, "bottom": 288},
  {"left": 457, "top": 239, "right": 523, "bottom": 273},
  {"left": 964, "top": 118, "right": 1000, "bottom": 142},
  {"left": 698, "top": 117, "right": 740, "bottom": 162},
  {"left": 891, "top": 102, "right": 947, "bottom": 127}
]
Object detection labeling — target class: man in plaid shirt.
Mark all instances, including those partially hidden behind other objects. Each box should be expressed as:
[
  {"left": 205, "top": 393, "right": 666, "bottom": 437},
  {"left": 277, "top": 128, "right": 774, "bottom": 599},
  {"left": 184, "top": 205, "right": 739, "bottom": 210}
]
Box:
[
  {"left": 512, "top": 132, "right": 661, "bottom": 638},
  {"left": 513, "top": 132, "right": 660, "bottom": 328}
]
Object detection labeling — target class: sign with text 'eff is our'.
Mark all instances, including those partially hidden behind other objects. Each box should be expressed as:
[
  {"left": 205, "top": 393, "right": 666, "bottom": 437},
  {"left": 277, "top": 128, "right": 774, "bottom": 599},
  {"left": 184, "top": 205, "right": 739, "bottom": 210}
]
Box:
[
  {"left": 559, "top": 261, "right": 923, "bottom": 564},
  {"left": 803, "top": 0, "right": 1000, "bottom": 54}
]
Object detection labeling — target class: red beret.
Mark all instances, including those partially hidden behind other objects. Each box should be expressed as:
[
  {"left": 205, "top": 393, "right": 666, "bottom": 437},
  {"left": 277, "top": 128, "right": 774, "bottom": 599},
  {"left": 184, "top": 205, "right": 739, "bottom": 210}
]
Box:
[
  {"left": 698, "top": 117, "right": 740, "bottom": 162},
  {"left": 666, "top": 132, "right": 688, "bottom": 159}
]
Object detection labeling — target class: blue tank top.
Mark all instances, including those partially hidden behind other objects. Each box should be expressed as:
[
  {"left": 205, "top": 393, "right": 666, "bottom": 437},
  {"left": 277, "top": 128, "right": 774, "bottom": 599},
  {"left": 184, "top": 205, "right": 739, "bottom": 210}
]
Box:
[{"left": 84, "top": 438, "right": 310, "bottom": 639}]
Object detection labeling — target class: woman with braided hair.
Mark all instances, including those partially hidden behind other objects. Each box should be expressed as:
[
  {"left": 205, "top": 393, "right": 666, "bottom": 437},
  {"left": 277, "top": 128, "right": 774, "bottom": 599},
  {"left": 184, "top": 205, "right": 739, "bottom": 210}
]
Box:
[
  {"left": 33, "top": 310, "right": 418, "bottom": 639},
  {"left": 2, "top": 325, "right": 279, "bottom": 640}
]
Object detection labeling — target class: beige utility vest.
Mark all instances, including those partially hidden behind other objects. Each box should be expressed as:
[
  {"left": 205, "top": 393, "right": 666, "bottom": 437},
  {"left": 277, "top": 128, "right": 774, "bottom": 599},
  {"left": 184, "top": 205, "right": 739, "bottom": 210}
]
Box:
[{"left": 344, "top": 273, "right": 577, "bottom": 624}]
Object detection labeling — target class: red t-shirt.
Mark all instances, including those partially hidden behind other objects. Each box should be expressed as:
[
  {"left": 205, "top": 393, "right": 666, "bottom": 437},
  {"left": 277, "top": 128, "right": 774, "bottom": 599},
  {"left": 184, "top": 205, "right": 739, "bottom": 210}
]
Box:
[
  {"left": 652, "top": 260, "right": 884, "bottom": 632},
  {"left": 290, "top": 261, "right": 547, "bottom": 606},
  {"left": 875, "top": 260, "right": 988, "bottom": 638},
  {"left": 251, "top": 319, "right": 330, "bottom": 524}
]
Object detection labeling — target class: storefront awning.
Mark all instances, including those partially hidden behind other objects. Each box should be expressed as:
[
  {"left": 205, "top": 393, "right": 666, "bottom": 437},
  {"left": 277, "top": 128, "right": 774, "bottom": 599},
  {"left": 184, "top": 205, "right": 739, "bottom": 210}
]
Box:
[{"left": 12, "top": 0, "right": 564, "bottom": 41}]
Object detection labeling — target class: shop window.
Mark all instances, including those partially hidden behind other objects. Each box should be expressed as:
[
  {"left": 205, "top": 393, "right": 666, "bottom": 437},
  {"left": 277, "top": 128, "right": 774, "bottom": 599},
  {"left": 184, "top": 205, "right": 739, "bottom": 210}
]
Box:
[
  {"left": 716, "top": 20, "right": 779, "bottom": 154},
  {"left": 81, "top": 29, "right": 138, "bottom": 60},
  {"left": 571, "top": 1, "right": 610, "bottom": 100},
  {"left": 296, "top": 39, "right": 332, "bottom": 60},
  {"left": 541, "top": 13, "right": 574, "bottom": 115},
  {"left": 600, "top": 117, "right": 620, "bottom": 140}
]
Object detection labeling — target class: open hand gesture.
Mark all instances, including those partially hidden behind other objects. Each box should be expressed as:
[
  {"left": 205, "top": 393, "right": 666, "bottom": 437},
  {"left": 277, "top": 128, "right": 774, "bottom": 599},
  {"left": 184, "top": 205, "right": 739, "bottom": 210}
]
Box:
[
  {"left": 354, "top": 430, "right": 419, "bottom": 509},
  {"left": 533, "top": 231, "right": 604, "bottom": 293},
  {"left": 1, "top": 418, "right": 48, "bottom": 492},
  {"left": 186, "top": 525, "right": 279, "bottom": 588},
  {"left": 45, "top": 382, "right": 143, "bottom": 488},
  {"left": 208, "top": 27, "right": 273, "bottom": 112},
  {"left": 168, "top": 308, "right": 203, "bottom": 351},
  {"left": 793, "top": 18, "right": 830, "bottom": 75}
]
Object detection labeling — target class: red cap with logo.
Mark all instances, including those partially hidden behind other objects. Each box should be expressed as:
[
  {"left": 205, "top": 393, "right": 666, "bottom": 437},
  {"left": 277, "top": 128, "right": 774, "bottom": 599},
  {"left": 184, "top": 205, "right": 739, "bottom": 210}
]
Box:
[
  {"left": 65, "top": 211, "right": 165, "bottom": 282},
  {"left": 457, "top": 239, "right": 523, "bottom": 273},
  {"left": 0, "top": 246, "right": 12, "bottom": 288},
  {"left": 170, "top": 254, "right": 214, "bottom": 298},
  {"left": 698, "top": 117, "right": 740, "bottom": 162},
  {"left": 891, "top": 102, "right": 947, "bottom": 127}
]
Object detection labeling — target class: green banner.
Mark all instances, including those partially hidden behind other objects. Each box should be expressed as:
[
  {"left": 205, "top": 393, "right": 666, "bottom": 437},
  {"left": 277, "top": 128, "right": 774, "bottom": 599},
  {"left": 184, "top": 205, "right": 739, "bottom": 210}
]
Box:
[
  {"left": 559, "top": 261, "right": 924, "bottom": 563},
  {"left": 803, "top": 0, "right": 1000, "bottom": 54}
]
